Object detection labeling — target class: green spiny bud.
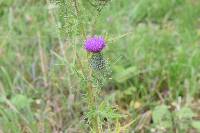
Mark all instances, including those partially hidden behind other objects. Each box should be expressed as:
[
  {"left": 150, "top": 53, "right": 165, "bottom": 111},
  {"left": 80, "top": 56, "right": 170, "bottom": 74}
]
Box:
[{"left": 89, "top": 53, "right": 106, "bottom": 71}]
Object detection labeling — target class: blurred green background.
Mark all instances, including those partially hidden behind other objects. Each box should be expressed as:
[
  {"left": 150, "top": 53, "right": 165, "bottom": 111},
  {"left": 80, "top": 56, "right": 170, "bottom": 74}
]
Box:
[{"left": 0, "top": 0, "right": 200, "bottom": 132}]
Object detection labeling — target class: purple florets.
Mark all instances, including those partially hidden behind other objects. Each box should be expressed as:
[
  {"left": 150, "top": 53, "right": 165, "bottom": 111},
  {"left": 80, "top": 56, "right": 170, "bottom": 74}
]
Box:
[{"left": 84, "top": 36, "right": 106, "bottom": 53}]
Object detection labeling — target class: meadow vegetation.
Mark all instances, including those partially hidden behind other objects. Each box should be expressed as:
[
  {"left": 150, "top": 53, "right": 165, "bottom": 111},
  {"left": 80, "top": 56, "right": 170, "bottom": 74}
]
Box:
[{"left": 0, "top": 0, "right": 200, "bottom": 132}]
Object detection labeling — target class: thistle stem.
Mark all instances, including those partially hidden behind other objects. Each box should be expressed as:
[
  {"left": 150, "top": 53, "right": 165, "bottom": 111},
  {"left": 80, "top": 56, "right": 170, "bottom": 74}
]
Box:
[
  {"left": 87, "top": 54, "right": 100, "bottom": 133},
  {"left": 87, "top": 82, "right": 100, "bottom": 133},
  {"left": 73, "top": 0, "right": 100, "bottom": 132}
]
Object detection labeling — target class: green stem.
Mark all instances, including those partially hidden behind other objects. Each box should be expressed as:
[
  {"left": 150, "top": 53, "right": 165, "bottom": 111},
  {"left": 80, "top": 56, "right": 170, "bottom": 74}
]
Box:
[
  {"left": 87, "top": 79, "right": 100, "bottom": 133},
  {"left": 73, "top": 0, "right": 86, "bottom": 39},
  {"left": 72, "top": 1, "right": 100, "bottom": 132},
  {"left": 87, "top": 55, "right": 100, "bottom": 133}
]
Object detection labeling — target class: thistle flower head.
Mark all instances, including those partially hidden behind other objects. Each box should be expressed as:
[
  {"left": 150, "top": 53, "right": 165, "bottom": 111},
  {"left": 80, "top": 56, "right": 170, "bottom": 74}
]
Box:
[{"left": 84, "top": 36, "right": 106, "bottom": 53}]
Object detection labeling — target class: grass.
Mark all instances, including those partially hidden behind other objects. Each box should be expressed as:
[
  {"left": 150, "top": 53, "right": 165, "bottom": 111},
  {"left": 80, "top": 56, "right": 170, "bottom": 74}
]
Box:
[{"left": 0, "top": 0, "right": 200, "bottom": 132}]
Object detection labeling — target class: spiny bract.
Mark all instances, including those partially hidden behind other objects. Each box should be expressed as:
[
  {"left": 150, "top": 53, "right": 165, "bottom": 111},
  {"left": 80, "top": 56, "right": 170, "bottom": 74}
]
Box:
[{"left": 89, "top": 53, "right": 106, "bottom": 70}]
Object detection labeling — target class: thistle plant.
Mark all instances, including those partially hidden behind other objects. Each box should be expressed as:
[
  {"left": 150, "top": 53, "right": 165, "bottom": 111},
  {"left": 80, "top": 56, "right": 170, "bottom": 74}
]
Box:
[
  {"left": 83, "top": 35, "right": 120, "bottom": 132},
  {"left": 55, "top": 0, "right": 121, "bottom": 132},
  {"left": 84, "top": 36, "right": 107, "bottom": 132}
]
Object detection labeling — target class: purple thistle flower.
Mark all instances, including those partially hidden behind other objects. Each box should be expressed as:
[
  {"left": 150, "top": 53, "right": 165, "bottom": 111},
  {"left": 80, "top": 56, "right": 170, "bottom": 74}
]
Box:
[{"left": 84, "top": 36, "right": 106, "bottom": 53}]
